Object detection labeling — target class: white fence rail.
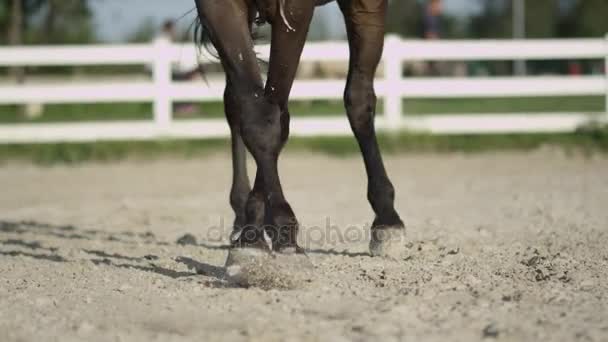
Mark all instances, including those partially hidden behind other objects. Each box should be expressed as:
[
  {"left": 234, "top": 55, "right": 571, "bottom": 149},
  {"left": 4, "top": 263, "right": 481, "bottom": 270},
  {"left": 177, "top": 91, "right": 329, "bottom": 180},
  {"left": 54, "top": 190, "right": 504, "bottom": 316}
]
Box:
[{"left": 0, "top": 35, "right": 607, "bottom": 144}]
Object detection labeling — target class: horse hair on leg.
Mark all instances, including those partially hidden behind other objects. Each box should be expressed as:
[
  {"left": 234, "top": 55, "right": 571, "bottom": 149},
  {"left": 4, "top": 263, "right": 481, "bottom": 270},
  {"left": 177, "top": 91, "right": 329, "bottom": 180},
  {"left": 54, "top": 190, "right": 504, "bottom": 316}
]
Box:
[{"left": 338, "top": 0, "right": 406, "bottom": 258}]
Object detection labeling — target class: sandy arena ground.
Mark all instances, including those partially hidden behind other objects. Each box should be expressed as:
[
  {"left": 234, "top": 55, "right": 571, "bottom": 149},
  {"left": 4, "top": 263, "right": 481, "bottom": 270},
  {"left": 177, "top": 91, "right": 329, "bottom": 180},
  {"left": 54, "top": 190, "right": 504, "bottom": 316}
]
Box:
[{"left": 0, "top": 150, "right": 607, "bottom": 342}]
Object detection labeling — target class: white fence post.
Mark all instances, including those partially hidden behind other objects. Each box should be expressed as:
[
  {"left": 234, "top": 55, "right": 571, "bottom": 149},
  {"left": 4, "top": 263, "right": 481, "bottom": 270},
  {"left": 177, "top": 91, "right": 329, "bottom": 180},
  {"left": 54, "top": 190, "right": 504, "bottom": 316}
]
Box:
[
  {"left": 383, "top": 35, "right": 403, "bottom": 131},
  {"left": 605, "top": 34, "right": 608, "bottom": 118},
  {"left": 153, "top": 37, "right": 172, "bottom": 130}
]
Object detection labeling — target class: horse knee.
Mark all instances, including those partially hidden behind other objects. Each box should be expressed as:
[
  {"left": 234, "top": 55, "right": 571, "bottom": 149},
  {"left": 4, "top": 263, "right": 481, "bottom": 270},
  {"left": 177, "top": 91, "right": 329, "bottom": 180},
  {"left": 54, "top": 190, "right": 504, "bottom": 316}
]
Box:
[
  {"left": 344, "top": 81, "right": 377, "bottom": 138},
  {"left": 238, "top": 91, "right": 285, "bottom": 159},
  {"left": 368, "top": 178, "right": 395, "bottom": 208}
]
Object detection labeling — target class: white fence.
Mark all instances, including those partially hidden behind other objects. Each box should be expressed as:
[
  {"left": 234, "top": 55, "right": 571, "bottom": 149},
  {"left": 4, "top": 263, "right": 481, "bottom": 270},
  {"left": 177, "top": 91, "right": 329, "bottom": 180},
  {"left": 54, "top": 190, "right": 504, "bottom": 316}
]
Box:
[{"left": 0, "top": 35, "right": 607, "bottom": 144}]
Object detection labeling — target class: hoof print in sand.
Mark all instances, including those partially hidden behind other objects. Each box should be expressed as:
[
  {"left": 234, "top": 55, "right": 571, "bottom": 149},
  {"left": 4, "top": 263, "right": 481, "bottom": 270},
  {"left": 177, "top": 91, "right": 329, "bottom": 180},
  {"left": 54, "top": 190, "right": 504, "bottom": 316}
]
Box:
[
  {"left": 369, "top": 227, "right": 407, "bottom": 259},
  {"left": 224, "top": 248, "right": 314, "bottom": 290}
]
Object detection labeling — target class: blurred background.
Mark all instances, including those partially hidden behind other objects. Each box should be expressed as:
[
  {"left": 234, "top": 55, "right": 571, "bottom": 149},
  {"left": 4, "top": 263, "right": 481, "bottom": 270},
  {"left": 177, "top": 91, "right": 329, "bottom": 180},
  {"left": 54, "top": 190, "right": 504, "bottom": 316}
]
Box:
[{"left": 0, "top": 0, "right": 607, "bottom": 163}]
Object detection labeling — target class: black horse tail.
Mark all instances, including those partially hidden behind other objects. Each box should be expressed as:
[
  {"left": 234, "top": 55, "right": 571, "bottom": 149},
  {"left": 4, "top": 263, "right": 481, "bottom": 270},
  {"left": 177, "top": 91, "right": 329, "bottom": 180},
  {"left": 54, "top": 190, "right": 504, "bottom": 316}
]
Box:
[
  {"left": 193, "top": 9, "right": 267, "bottom": 78},
  {"left": 192, "top": 16, "right": 217, "bottom": 82},
  {"left": 193, "top": 16, "right": 218, "bottom": 60}
]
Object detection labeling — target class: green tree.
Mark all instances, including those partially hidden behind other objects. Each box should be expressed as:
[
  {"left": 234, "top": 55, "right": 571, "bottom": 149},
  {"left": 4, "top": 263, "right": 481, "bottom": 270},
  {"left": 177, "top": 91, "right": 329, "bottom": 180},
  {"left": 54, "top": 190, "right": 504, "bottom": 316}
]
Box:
[
  {"left": 469, "top": 0, "right": 511, "bottom": 38},
  {"left": 1, "top": 0, "right": 95, "bottom": 45},
  {"left": 1, "top": 0, "right": 47, "bottom": 43},
  {"left": 0, "top": 2, "right": 8, "bottom": 42},
  {"left": 386, "top": 0, "right": 423, "bottom": 38},
  {"left": 569, "top": 0, "right": 608, "bottom": 37},
  {"left": 30, "top": 0, "right": 95, "bottom": 44},
  {"left": 525, "top": 0, "right": 560, "bottom": 38}
]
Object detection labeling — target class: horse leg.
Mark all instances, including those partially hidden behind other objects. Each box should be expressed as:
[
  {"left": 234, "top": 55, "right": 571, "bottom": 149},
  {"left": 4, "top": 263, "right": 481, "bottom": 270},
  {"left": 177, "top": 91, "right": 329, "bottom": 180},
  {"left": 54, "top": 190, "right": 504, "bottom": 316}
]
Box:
[
  {"left": 261, "top": 1, "right": 316, "bottom": 251},
  {"left": 338, "top": 0, "right": 405, "bottom": 257},
  {"left": 195, "top": 0, "right": 269, "bottom": 249},
  {"left": 224, "top": 82, "right": 256, "bottom": 242}
]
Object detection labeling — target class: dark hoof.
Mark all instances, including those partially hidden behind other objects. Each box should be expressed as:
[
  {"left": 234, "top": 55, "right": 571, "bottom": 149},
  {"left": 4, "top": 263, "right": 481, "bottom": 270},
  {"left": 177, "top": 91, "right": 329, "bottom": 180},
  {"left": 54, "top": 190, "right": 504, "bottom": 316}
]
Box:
[
  {"left": 369, "top": 225, "right": 406, "bottom": 259},
  {"left": 224, "top": 248, "right": 313, "bottom": 290}
]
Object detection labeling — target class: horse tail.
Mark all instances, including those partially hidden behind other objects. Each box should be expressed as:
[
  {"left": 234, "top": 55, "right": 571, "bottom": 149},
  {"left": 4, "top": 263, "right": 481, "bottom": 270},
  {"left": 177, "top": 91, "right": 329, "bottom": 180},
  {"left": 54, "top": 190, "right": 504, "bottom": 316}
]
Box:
[{"left": 193, "top": 12, "right": 267, "bottom": 79}]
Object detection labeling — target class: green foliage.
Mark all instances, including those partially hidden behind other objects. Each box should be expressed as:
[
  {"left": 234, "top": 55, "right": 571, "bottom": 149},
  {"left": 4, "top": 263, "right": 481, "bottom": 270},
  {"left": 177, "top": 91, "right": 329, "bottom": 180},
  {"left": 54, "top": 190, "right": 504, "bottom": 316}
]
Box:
[
  {"left": 0, "top": 139, "right": 230, "bottom": 165},
  {"left": 526, "top": 0, "right": 559, "bottom": 38},
  {"left": 1, "top": 129, "right": 607, "bottom": 165},
  {"left": 0, "top": 103, "right": 152, "bottom": 123},
  {"left": 0, "top": 8, "right": 5, "bottom": 44},
  {"left": 29, "top": 0, "right": 95, "bottom": 44},
  {"left": 469, "top": 0, "right": 608, "bottom": 39},
  {"left": 0, "top": 2, "right": 6, "bottom": 23},
  {"left": 293, "top": 128, "right": 608, "bottom": 156},
  {"left": 404, "top": 96, "right": 604, "bottom": 114},
  {"left": 469, "top": 0, "right": 511, "bottom": 38},
  {"left": 568, "top": 0, "right": 608, "bottom": 37},
  {"left": 1, "top": 96, "right": 603, "bottom": 124},
  {"left": 1, "top": 0, "right": 95, "bottom": 45},
  {"left": 386, "top": 0, "right": 423, "bottom": 38}
]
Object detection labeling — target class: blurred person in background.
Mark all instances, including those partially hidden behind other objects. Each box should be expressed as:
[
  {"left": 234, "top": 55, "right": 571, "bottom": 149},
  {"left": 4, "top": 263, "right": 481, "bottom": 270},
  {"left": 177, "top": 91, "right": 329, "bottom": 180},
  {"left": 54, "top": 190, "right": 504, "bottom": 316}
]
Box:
[
  {"left": 159, "top": 20, "right": 177, "bottom": 42},
  {"left": 422, "top": 0, "right": 443, "bottom": 76},
  {"left": 423, "top": 0, "right": 442, "bottom": 40},
  {"left": 157, "top": 20, "right": 202, "bottom": 116},
  {"left": 158, "top": 20, "right": 202, "bottom": 82}
]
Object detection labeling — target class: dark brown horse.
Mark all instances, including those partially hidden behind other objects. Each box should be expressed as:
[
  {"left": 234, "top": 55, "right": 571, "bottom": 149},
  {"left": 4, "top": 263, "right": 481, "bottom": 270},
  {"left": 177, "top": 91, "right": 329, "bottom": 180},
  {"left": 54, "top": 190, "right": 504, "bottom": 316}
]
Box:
[{"left": 194, "top": 0, "right": 405, "bottom": 259}]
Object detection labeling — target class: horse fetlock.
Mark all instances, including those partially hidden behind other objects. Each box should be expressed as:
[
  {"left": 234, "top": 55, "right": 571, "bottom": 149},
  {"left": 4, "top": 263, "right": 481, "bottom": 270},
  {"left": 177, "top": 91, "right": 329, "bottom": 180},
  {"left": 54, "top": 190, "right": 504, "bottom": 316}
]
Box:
[
  {"left": 372, "top": 212, "right": 404, "bottom": 230},
  {"left": 230, "top": 225, "right": 271, "bottom": 251},
  {"left": 368, "top": 186, "right": 397, "bottom": 220},
  {"left": 368, "top": 178, "right": 395, "bottom": 201},
  {"left": 232, "top": 214, "right": 247, "bottom": 232},
  {"left": 264, "top": 203, "right": 300, "bottom": 251}
]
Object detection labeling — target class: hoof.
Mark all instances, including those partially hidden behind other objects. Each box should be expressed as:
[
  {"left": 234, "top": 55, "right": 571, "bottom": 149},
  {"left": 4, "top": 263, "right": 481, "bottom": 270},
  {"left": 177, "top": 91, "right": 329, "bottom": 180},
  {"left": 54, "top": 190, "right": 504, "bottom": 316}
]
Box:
[
  {"left": 369, "top": 226, "right": 406, "bottom": 259},
  {"left": 230, "top": 227, "right": 272, "bottom": 251},
  {"left": 224, "top": 248, "right": 313, "bottom": 290}
]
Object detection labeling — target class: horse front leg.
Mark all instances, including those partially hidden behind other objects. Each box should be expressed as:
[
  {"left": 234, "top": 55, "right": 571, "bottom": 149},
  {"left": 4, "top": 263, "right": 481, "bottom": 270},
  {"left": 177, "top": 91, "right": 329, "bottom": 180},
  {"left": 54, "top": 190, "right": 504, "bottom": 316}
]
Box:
[
  {"left": 259, "top": 0, "right": 316, "bottom": 252},
  {"left": 338, "top": 0, "right": 406, "bottom": 258},
  {"left": 195, "top": 0, "right": 271, "bottom": 250}
]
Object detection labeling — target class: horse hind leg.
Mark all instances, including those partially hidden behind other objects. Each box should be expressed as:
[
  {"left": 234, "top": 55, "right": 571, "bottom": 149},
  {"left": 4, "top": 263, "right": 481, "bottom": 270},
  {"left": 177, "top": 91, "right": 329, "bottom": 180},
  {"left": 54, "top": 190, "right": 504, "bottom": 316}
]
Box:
[
  {"left": 224, "top": 0, "right": 316, "bottom": 254},
  {"left": 338, "top": 0, "right": 406, "bottom": 258}
]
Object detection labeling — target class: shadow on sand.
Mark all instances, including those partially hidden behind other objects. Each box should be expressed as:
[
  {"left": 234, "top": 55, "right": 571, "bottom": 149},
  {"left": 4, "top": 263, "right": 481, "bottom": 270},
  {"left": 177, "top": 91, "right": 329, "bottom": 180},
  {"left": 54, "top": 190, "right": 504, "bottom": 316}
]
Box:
[
  {"left": 0, "top": 220, "right": 229, "bottom": 285},
  {"left": 1, "top": 220, "right": 370, "bottom": 287}
]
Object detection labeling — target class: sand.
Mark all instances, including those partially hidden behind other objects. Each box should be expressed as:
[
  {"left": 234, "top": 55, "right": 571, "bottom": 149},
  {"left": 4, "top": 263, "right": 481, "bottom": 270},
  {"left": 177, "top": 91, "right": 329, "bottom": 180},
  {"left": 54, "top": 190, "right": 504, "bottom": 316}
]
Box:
[{"left": 0, "top": 150, "right": 607, "bottom": 341}]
